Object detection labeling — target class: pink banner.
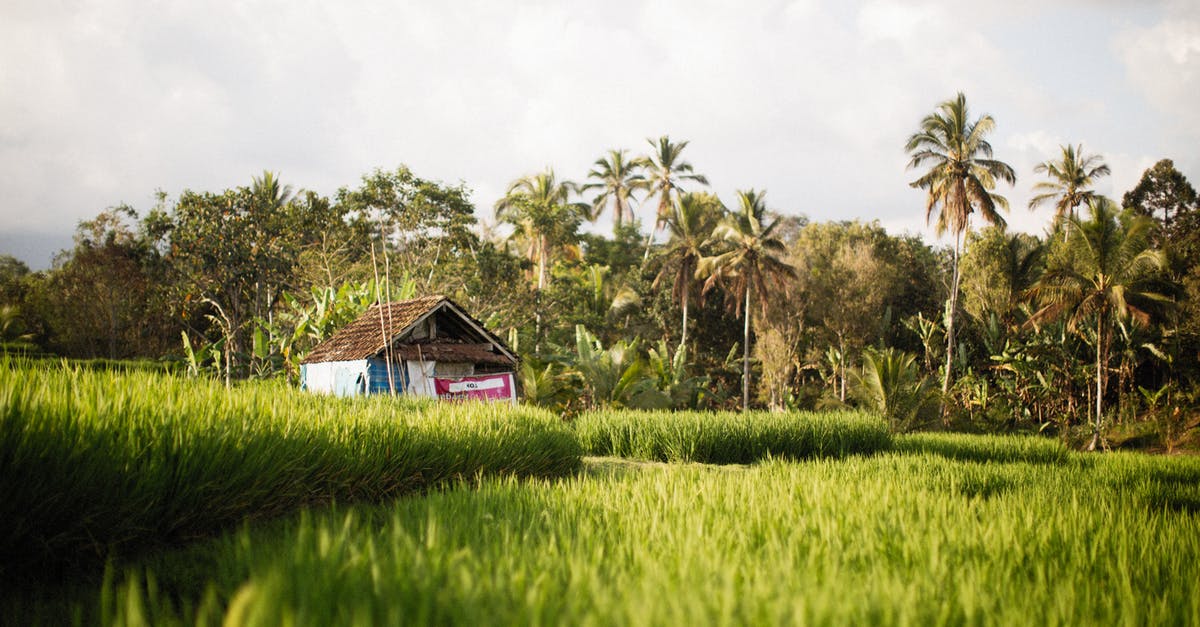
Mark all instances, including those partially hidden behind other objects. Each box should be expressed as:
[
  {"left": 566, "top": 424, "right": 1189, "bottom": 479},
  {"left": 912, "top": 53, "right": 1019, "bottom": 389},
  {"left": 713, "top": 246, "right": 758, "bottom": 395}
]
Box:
[{"left": 434, "top": 372, "right": 516, "bottom": 402}]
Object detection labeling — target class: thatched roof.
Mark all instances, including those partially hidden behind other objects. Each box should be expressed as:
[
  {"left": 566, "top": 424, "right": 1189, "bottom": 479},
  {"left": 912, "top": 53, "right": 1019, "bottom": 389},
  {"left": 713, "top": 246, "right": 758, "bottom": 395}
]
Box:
[{"left": 300, "top": 295, "right": 516, "bottom": 365}]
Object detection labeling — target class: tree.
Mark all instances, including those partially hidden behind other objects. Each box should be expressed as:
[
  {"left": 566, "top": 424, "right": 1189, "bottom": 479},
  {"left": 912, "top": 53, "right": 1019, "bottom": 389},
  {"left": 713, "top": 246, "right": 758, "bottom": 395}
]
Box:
[
  {"left": 793, "top": 221, "right": 900, "bottom": 402},
  {"left": 494, "top": 170, "right": 588, "bottom": 352},
  {"left": 1121, "top": 160, "right": 1200, "bottom": 376},
  {"left": 1123, "top": 159, "right": 1199, "bottom": 247},
  {"left": 639, "top": 136, "right": 709, "bottom": 259},
  {"left": 0, "top": 256, "right": 33, "bottom": 350},
  {"left": 906, "top": 92, "right": 1016, "bottom": 398},
  {"left": 850, "top": 348, "right": 938, "bottom": 433},
  {"left": 31, "top": 206, "right": 175, "bottom": 358},
  {"left": 959, "top": 227, "right": 1044, "bottom": 330},
  {"left": 700, "top": 190, "right": 797, "bottom": 411},
  {"left": 582, "top": 149, "right": 646, "bottom": 234},
  {"left": 0, "top": 255, "right": 29, "bottom": 307},
  {"left": 336, "top": 166, "right": 479, "bottom": 292},
  {"left": 252, "top": 170, "right": 295, "bottom": 211},
  {"left": 1031, "top": 198, "right": 1175, "bottom": 449},
  {"left": 652, "top": 192, "right": 723, "bottom": 351},
  {"left": 171, "top": 176, "right": 304, "bottom": 378},
  {"left": 1029, "top": 144, "right": 1110, "bottom": 228}
]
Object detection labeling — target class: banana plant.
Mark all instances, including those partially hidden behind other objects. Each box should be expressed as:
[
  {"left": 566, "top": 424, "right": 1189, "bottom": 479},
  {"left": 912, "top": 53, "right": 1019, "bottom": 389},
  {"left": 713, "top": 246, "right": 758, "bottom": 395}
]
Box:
[
  {"left": 517, "top": 360, "right": 571, "bottom": 411},
  {"left": 571, "top": 325, "right": 664, "bottom": 409},
  {"left": 646, "top": 340, "right": 708, "bottom": 409}
]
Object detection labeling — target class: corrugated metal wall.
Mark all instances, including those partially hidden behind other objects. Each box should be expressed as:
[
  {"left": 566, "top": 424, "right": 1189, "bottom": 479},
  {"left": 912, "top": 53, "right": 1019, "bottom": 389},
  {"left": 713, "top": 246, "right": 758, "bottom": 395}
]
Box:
[{"left": 366, "top": 358, "right": 410, "bottom": 395}]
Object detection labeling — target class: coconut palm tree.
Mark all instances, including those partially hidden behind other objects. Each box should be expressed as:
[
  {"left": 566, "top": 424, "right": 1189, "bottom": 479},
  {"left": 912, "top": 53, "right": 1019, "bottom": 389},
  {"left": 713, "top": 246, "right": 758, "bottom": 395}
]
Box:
[
  {"left": 652, "top": 192, "right": 723, "bottom": 351},
  {"left": 1030, "top": 197, "right": 1175, "bottom": 450},
  {"left": 1029, "top": 144, "right": 1111, "bottom": 229},
  {"left": 639, "top": 136, "right": 709, "bottom": 259},
  {"left": 251, "top": 170, "right": 294, "bottom": 210},
  {"left": 905, "top": 92, "right": 1016, "bottom": 397},
  {"left": 699, "top": 189, "right": 796, "bottom": 411},
  {"left": 850, "top": 347, "right": 939, "bottom": 433},
  {"left": 582, "top": 149, "right": 646, "bottom": 234},
  {"left": 495, "top": 170, "right": 588, "bottom": 351}
]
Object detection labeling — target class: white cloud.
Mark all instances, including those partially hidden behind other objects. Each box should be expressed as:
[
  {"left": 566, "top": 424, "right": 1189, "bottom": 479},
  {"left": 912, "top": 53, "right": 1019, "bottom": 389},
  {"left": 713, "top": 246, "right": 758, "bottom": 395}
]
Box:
[
  {"left": 1114, "top": 8, "right": 1200, "bottom": 136},
  {"left": 1, "top": 0, "right": 1198, "bottom": 269}
]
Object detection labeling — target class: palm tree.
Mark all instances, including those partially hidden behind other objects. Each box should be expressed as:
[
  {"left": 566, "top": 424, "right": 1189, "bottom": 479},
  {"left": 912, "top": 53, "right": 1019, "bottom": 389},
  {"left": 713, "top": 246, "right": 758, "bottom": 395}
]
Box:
[
  {"left": 251, "top": 170, "right": 294, "bottom": 210},
  {"left": 639, "top": 136, "right": 709, "bottom": 260},
  {"left": 652, "top": 192, "right": 723, "bottom": 351},
  {"left": 582, "top": 149, "right": 646, "bottom": 234},
  {"left": 699, "top": 189, "right": 797, "bottom": 411},
  {"left": 850, "top": 348, "right": 938, "bottom": 433},
  {"left": 249, "top": 170, "right": 295, "bottom": 335},
  {"left": 991, "top": 232, "right": 1045, "bottom": 330},
  {"left": 495, "top": 170, "right": 588, "bottom": 351},
  {"left": 1029, "top": 144, "right": 1111, "bottom": 230},
  {"left": 1030, "top": 197, "right": 1175, "bottom": 450},
  {"left": 906, "top": 92, "right": 1016, "bottom": 397}
]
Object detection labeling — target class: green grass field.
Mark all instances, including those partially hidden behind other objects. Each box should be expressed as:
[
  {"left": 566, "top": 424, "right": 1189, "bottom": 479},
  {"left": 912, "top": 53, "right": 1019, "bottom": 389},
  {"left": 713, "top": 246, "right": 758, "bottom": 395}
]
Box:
[
  {"left": 4, "top": 361, "right": 1199, "bottom": 626},
  {"left": 575, "top": 408, "right": 891, "bottom": 463},
  {"left": 0, "top": 359, "right": 580, "bottom": 577}
]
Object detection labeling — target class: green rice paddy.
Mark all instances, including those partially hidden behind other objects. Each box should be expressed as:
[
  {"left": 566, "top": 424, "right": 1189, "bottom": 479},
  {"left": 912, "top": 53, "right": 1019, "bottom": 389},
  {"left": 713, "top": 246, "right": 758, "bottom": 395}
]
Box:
[{"left": 3, "top": 360, "right": 1198, "bottom": 625}]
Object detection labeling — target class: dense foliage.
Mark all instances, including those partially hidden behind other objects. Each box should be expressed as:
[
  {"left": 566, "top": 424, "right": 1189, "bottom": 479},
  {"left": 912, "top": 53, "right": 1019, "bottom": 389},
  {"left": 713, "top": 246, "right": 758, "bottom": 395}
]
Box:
[{"left": 2, "top": 96, "right": 1199, "bottom": 448}]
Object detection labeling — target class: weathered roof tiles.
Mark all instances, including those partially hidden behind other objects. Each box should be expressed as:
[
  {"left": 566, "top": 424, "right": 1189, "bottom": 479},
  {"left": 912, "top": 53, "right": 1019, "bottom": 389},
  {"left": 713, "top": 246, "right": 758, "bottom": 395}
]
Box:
[{"left": 300, "top": 295, "right": 515, "bottom": 365}]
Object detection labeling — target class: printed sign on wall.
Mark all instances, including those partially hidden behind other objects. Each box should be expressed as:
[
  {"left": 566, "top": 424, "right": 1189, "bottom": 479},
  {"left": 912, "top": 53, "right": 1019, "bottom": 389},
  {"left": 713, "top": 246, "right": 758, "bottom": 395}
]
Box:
[{"left": 433, "top": 372, "right": 516, "bottom": 402}]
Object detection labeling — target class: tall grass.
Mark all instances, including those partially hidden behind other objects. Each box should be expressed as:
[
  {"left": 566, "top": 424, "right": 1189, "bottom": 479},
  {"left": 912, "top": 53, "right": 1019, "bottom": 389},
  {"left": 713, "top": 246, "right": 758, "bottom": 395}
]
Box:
[
  {"left": 575, "top": 409, "right": 891, "bottom": 463},
  {"left": 59, "top": 450, "right": 1200, "bottom": 626},
  {"left": 0, "top": 359, "right": 581, "bottom": 578},
  {"left": 894, "top": 432, "right": 1071, "bottom": 464}
]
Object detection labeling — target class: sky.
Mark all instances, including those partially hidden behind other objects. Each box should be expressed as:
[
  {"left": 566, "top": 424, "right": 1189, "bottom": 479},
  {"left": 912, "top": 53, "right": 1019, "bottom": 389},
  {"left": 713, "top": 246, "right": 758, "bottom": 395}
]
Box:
[{"left": 1, "top": 0, "right": 1198, "bottom": 269}]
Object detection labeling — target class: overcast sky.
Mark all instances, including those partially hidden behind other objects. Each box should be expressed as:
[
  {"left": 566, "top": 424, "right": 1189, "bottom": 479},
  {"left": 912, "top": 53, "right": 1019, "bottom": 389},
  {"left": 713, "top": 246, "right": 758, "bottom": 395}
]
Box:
[{"left": 2, "top": 0, "right": 1198, "bottom": 269}]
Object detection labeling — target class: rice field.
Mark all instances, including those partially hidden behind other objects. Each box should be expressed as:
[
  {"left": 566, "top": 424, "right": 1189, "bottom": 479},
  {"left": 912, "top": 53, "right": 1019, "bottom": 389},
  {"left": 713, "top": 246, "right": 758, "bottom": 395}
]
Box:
[
  {"left": 575, "top": 408, "right": 891, "bottom": 463},
  {"left": 0, "top": 359, "right": 580, "bottom": 577},
  {"left": 21, "top": 446, "right": 1200, "bottom": 626},
  {"left": 3, "top": 360, "right": 1199, "bottom": 626}
]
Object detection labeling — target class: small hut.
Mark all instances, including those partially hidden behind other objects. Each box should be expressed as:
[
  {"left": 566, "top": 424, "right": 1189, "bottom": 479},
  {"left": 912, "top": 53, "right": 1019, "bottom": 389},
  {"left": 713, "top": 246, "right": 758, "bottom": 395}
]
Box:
[{"left": 299, "top": 295, "right": 518, "bottom": 401}]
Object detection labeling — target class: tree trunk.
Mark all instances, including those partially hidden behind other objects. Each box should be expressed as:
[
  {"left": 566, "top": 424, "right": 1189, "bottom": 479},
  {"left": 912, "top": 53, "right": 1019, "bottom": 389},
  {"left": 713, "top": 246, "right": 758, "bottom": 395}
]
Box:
[
  {"left": 941, "top": 228, "right": 963, "bottom": 404},
  {"left": 681, "top": 288, "right": 689, "bottom": 351},
  {"left": 1090, "top": 316, "right": 1105, "bottom": 451},
  {"left": 535, "top": 234, "right": 547, "bottom": 354},
  {"left": 643, "top": 194, "right": 670, "bottom": 263},
  {"left": 839, "top": 334, "right": 847, "bottom": 403},
  {"left": 743, "top": 286, "right": 751, "bottom": 412},
  {"left": 107, "top": 288, "right": 118, "bottom": 360}
]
